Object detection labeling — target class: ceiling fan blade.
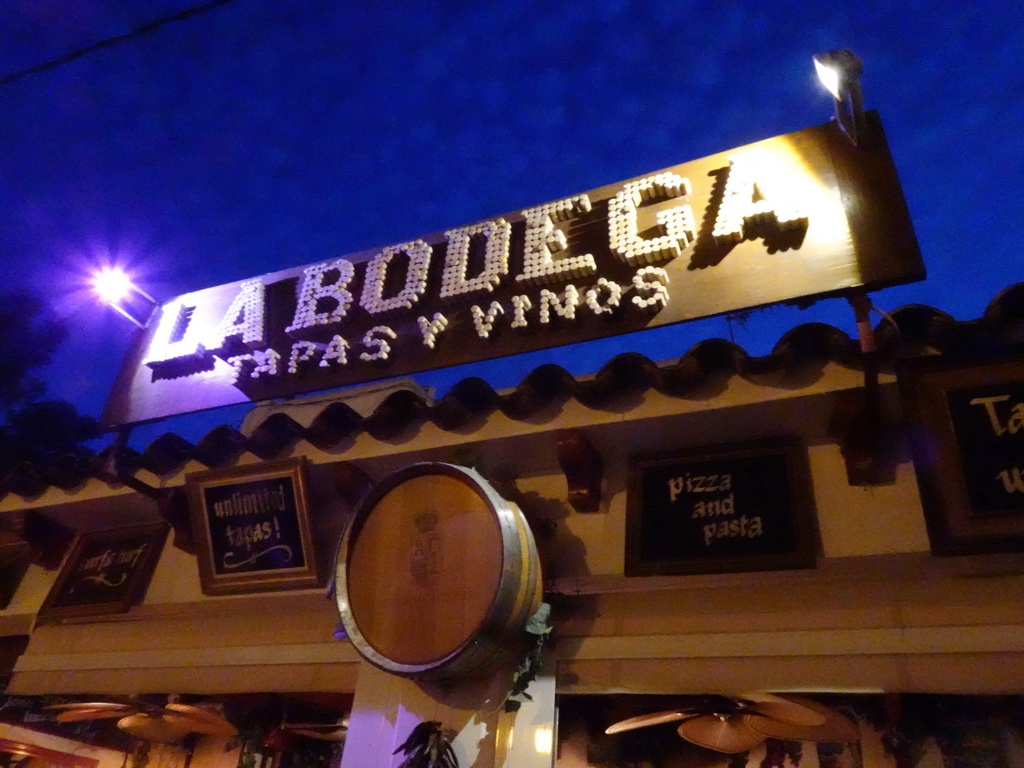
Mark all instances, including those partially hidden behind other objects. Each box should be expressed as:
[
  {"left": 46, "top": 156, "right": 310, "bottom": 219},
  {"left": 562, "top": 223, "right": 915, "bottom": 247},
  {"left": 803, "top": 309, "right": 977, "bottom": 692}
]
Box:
[
  {"left": 783, "top": 696, "right": 860, "bottom": 742},
  {"left": 745, "top": 696, "right": 859, "bottom": 743},
  {"left": 162, "top": 713, "right": 238, "bottom": 737},
  {"left": 287, "top": 727, "right": 348, "bottom": 742},
  {"left": 53, "top": 706, "right": 136, "bottom": 722},
  {"left": 163, "top": 703, "right": 238, "bottom": 736},
  {"left": 118, "top": 714, "right": 194, "bottom": 744},
  {"left": 164, "top": 703, "right": 225, "bottom": 721},
  {"left": 737, "top": 692, "right": 825, "bottom": 727},
  {"left": 677, "top": 716, "right": 767, "bottom": 754},
  {"left": 45, "top": 702, "right": 134, "bottom": 712},
  {"left": 604, "top": 709, "right": 696, "bottom": 734}
]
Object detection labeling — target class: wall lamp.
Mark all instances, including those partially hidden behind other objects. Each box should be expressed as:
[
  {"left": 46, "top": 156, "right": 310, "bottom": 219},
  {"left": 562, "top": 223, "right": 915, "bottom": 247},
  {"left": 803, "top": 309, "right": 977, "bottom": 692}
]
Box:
[
  {"left": 92, "top": 266, "right": 158, "bottom": 329},
  {"left": 813, "top": 48, "right": 865, "bottom": 147}
]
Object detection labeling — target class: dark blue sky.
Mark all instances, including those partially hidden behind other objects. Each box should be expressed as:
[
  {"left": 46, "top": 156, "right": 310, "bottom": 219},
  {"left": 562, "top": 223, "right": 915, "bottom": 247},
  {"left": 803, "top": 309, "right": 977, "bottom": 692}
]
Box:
[{"left": 2, "top": 1, "right": 1021, "bottom": 444}]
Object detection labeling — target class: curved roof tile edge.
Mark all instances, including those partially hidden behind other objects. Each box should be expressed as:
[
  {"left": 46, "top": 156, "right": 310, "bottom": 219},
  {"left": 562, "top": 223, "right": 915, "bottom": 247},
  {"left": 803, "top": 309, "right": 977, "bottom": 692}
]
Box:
[{"left": 3, "top": 282, "right": 1024, "bottom": 501}]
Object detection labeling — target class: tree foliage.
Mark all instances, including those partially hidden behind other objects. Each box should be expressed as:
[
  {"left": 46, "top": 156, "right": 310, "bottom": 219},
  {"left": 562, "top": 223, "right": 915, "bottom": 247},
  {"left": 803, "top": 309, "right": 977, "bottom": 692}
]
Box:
[
  {"left": 0, "top": 290, "right": 67, "bottom": 407},
  {"left": 0, "top": 290, "right": 101, "bottom": 478}
]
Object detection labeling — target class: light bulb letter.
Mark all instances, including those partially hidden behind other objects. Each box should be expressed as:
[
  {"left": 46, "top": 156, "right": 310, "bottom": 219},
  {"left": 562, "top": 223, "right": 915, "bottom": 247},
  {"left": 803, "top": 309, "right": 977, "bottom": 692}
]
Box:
[
  {"left": 711, "top": 149, "right": 808, "bottom": 246},
  {"left": 359, "top": 325, "right": 397, "bottom": 361},
  {"left": 359, "top": 240, "right": 432, "bottom": 315},
  {"left": 440, "top": 219, "right": 511, "bottom": 299},
  {"left": 631, "top": 267, "right": 670, "bottom": 310},
  {"left": 609, "top": 173, "right": 695, "bottom": 265},
  {"left": 516, "top": 195, "right": 596, "bottom": 286},
  {"left": 143, "top": 301, "right": 205, "bottom": 369},
  {"left": 206, "top": 279, "right": 267, "bottom": 352},
  {"left": 286, "top": 259, "right": 356, "bottom": 334}
]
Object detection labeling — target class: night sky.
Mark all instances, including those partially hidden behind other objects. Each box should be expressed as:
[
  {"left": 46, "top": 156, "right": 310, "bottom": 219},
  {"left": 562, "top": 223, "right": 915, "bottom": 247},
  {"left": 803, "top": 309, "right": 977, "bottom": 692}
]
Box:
[{"left": 2, "top": 1, "right": 1021, "bottom": 445}]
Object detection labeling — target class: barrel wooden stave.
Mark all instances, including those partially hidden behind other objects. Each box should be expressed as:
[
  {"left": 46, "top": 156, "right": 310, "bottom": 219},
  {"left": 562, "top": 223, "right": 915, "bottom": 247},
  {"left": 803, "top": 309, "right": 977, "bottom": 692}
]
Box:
[{"left": 336, "top": 463, "right": 542, "bottom": 680}]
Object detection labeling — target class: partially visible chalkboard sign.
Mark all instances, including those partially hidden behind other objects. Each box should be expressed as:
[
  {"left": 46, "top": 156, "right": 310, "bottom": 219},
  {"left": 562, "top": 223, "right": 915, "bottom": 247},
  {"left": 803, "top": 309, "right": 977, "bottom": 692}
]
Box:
[
  {"left": 626, "top": 438, "right": 817, "bottom": 576},
  {"left": 186, "top": 457, "right": 318, "bottom": 595},
  {"left": 37, "top": 522, "right": 167, "bottom": 622},
  {"left": 901, "top": 354, "right": 1024, "bottom": 554}
]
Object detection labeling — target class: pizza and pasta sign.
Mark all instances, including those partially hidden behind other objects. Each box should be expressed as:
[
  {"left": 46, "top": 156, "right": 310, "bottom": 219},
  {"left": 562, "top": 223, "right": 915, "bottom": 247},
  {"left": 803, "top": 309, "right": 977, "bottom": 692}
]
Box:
[{"left": 104, "top": 116, "right": 922, "bottom": 426}]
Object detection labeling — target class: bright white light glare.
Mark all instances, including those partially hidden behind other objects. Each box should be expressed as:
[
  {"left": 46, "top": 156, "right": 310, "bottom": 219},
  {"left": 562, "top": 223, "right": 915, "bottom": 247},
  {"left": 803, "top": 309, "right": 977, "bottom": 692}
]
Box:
[
  {"left": 92, "top": 267, "right": 134, "bottom": 304},
  {"left": 813, "top": 56, "right": 842, "bottom": 99},
  {"left": 534, "top": 725, "right": 553, "bottom": 755}
]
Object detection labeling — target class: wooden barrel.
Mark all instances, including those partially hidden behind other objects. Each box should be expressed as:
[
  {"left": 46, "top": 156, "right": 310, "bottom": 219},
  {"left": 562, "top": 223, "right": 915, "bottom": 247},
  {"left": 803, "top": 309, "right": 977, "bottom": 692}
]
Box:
[{"left": 335, "top": 462, "right": 542, "bottom": 680}]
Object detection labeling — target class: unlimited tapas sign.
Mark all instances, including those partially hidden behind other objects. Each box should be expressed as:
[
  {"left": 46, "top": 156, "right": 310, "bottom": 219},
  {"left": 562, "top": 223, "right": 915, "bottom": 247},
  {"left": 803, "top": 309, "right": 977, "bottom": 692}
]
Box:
[
  {"left": 185, "top": 458, "right": 319, "bottom": 595},
  {"left": 104, "top": 114, "right": 922, "bottom": 426}
]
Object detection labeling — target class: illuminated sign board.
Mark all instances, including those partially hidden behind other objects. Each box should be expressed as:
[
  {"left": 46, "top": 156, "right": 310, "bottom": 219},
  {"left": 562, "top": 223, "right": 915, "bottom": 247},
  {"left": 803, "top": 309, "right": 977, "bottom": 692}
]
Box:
[{"left": 104, "top": 115, "right": 922, "bottom": 427}]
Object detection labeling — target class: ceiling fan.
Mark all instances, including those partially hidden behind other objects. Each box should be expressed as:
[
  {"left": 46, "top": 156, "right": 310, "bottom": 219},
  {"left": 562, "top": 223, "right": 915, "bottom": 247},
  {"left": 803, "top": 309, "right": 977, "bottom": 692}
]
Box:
[
  {"left": 605, "top": 693, "right": 859, "bottom": 754},
  {"left": 44, "top": 697, "right": 238, "bottom": 744}
]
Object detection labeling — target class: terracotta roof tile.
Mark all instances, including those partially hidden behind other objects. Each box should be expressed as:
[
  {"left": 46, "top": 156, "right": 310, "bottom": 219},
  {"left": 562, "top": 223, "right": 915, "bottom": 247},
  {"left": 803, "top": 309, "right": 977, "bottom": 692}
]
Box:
[{"left": 3, "top": 283, "right": 1024, "bottom": 501}]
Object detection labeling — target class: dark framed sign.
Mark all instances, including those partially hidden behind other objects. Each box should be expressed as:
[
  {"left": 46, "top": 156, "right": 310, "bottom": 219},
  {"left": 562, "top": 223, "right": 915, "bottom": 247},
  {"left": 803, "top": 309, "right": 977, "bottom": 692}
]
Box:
[
  {"left": 625, "top": 438, "right": 817, "bottom": 576},
  {"left": 900, "top": 353, "right": 1024, "bottom": 555},
  {"left": 186, "top": 457, "right": 319, "bottom": 595},
  {"left": 103, "top": 116, "right": 922, "bottom": 428},
  {"left": 37, "top": 522, "right": 167, "bottom": 622}
]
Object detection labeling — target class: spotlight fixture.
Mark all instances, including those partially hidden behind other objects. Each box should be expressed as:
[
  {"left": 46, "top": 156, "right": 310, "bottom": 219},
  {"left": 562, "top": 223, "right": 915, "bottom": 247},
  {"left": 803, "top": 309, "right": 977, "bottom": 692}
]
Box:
[
  {"left": 813, "top": 48, "right": 866, "bottom": 147},
  {"left": 91, "top": 267, "right": 158, "bottom": 329}
]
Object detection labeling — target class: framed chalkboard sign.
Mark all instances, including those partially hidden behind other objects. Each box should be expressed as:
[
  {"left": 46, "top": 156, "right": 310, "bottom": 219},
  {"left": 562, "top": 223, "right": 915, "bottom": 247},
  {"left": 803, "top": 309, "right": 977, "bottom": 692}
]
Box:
[
  {"left": 37, "top": 522, "right": 167, "bottom": 622},
  {"left": 625, "top": 438, "right": 817, "bottom": 576},
  {"left": 186, "top": 457, "right": 319, "bottom": 595},
  {"left": 901, "top": 354, "right": 1024, "bottom": 554}
]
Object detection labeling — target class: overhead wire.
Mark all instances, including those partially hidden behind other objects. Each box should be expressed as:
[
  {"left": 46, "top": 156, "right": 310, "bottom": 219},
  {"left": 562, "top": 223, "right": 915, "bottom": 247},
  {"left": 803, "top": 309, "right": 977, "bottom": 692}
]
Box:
[{"left": 0, "top": 0, "right": 239, "bottom": 88}]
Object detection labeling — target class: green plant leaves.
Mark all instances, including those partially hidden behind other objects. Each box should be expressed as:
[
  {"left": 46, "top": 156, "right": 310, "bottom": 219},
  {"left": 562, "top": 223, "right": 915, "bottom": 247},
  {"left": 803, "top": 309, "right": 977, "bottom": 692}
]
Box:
[
  {"left": 505, "top": 603, "right": 552, "bottom": 712},
  {"left": 393, "top": 720, "right": 459, "bottom": 768}
]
